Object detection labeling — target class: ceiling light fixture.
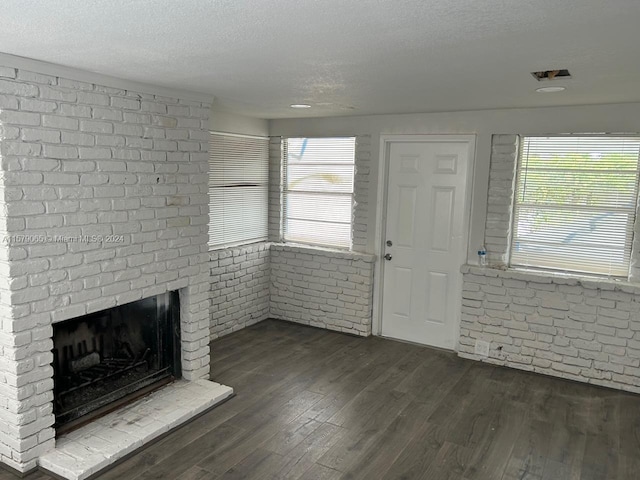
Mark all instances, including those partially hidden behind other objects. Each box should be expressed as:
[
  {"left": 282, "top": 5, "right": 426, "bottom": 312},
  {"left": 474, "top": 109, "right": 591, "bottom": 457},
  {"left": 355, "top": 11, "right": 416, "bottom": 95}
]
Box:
[
  {"left": 536, "top": 86, "right": 566, "bottom": 93},
  {"left": 290, "top": 104, "right": 311, "bottom": 109}
]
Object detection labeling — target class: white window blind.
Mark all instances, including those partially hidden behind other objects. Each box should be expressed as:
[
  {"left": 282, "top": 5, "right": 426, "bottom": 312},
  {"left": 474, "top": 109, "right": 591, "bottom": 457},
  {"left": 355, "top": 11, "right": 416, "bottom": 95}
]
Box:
[
  {"left": 209, "top": 132, "right": 268, "bottom": 248},
  {"left": 284, "top": 137, "right": 356, "bottom": 248},
  {"left": 510, "top": 135, "right": 640, "bottom": 277}
]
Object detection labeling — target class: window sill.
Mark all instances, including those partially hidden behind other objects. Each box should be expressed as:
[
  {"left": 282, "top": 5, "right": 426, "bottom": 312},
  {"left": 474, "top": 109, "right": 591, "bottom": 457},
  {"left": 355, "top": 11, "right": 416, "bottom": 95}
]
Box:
[
  {"left": 209, "top": 241, "right": 270, "bottom": 260},
  {"left": 461, "top": 264, "right": 640, "bottom": 293},
  {"left": 209, "top": 239, "right": 269, "bottom": 252},
  {"left": 271, "top": 242, "right": 376, "bottom": 262},
  {"left": 208, "top": 241, "right": 375, "bottom": 262}
]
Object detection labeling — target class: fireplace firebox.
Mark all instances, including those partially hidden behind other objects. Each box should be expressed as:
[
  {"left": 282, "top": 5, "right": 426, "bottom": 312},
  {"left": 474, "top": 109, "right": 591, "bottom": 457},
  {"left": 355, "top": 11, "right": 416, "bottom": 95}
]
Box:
[{"left": 52, "top": 291, "right": 181, "bottom": 433}]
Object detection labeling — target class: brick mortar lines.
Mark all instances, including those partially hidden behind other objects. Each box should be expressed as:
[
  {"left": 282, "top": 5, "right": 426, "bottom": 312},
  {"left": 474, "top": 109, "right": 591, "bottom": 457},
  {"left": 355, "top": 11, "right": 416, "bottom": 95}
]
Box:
[
  {"left": 210, "top": 242, "right": 376, "bottom": 338},
  {"left": 459, "top": 265, "right": 640, "bottom": 394},
  {"left": 269, "top": 243, "right": 375, "bottom": 336},
  {"left": 0, "top": 67, "right": 211, "bottom": 471},
  {"left": 352, "top": 135, "right": 371, "bottom": 251},
  {"left": 484, "top": 134, "right": 519, "bottom": 267},
  {"left": 267, "top": 137, "right": 282, "bottom": 242},
  {"left": 210, "top": 242, "right": 270, "bottom": 338}
]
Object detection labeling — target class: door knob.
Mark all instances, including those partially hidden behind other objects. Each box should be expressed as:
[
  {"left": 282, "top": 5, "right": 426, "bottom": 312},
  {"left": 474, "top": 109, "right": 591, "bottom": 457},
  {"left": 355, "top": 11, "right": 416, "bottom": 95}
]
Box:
[{"left": 384, "top": 253, "right": 392, "bottom": 261}]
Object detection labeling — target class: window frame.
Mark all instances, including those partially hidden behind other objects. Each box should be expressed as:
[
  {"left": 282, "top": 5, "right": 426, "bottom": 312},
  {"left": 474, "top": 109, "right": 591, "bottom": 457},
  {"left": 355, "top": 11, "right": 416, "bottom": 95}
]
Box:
[
  {"left": 508, "top": 134, "right": 640, "bottom": 278},
  {"left": 282, "top": 136, "right": 357, "bottom": 250}
]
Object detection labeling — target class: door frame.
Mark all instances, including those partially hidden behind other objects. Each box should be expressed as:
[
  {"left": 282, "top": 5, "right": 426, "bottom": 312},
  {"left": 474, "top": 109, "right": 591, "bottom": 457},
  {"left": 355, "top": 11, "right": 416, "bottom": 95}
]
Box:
[{"left": 372, "top": 134, "right": 477, "bottom": 349}]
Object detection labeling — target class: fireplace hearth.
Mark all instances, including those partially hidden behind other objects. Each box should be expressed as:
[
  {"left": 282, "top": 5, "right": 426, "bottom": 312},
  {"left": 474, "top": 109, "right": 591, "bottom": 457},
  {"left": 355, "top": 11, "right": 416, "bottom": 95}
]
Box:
[{"left": 52, "top": 292, "right": 181, "bottom": 433}]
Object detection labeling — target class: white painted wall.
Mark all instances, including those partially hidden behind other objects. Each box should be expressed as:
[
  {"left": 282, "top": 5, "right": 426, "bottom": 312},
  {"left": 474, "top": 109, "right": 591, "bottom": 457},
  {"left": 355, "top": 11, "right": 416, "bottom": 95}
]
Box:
[
  {"left": 209, "top": 109, "right": 268, "bottom": 137},
  {"left": 269, "top": 102, "right": 640, "bottom": 260}
]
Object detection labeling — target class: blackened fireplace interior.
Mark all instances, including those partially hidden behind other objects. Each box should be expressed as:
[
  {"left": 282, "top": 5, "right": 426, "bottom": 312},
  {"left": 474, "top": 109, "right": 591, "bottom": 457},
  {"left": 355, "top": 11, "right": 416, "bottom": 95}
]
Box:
[{"left": 52, "top": 291, "right": 181, "bottom": 433}]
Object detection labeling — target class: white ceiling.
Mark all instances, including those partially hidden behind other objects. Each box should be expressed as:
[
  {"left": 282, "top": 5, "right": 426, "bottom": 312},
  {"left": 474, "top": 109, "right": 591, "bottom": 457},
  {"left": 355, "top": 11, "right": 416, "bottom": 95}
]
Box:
[{"left": 1, "top": 0, "right": 639, "bottom": 119}]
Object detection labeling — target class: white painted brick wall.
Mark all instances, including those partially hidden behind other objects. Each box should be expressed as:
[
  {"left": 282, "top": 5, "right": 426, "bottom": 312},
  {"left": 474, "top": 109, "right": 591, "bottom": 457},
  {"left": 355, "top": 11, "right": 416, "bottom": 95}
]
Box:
[
  {"left": 483, "top": 134, "right": 519, "bottom": 266},
  {"left": 210, "top": 242, "right": 270, "bottom": 338},
  {"left": 0, "top": 67, "right": 211, "bottom": 472},
  {"left": 269, "top": 244, "right": 375, "bottom": 336},
  {"left": 352, "top": 135, "right": 371, "bottom": 251},
  {"left": 471, "top": 133, "right": 640, "bottom": 394},
  {"left": 268, "top": 137, "right": 282, "bottom": 242},
  {"left": 459, "top": 265, "right": 640, "bottom": 394},
  {"left": 227, "top": 135, "right": 376, "bottom": 339}
]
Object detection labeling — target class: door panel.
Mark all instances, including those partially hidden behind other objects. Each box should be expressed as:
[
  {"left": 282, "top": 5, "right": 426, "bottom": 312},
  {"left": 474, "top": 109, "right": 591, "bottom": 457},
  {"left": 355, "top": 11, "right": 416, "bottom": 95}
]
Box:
[
  {"left": 393, "top": 267, "right": 413, "bottom": 317},
  {"left": 427, "top": 271, "right": 448, "bottom": 324},
  {"left": 381, "top": 140, "right": 470, "bottom": 349},
  {"left": 396, "top": 186, "right": 417, "bottom": 247},
  {"left": 430, "top": 187, "right": 455, "bottom": 252}
]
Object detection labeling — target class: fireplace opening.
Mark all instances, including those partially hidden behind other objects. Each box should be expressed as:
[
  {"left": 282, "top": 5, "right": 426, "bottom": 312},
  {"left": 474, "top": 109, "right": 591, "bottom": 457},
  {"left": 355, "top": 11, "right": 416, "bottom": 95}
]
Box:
[{"left": 52, "top": 291, "right": 181, "bottom": 434}]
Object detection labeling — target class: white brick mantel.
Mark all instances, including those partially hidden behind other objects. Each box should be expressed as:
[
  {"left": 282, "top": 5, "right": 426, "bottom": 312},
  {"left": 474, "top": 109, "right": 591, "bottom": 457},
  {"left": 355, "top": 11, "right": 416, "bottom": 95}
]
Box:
[{"left": 0, "top": 66, "right": 213, "bottom": 473}]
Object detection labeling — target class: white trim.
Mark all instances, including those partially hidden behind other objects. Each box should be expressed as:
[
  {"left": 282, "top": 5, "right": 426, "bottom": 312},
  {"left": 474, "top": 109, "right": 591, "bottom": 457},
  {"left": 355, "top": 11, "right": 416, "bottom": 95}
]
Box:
[
  {"left": 373, "top": 134, "right": 477, "bottom": 351},
  {"left": 0, "top": 52, "right": 213, "bottom": 104},
  {"left": 210, "top": 131, "right": 269, "bottom": 140}
]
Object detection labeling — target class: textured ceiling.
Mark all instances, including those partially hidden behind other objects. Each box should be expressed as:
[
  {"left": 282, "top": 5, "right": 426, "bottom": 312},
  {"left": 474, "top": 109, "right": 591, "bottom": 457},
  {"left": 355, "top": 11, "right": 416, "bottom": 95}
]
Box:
[{"left": 1, "top": 0, "right": 639, "bottom": 119}]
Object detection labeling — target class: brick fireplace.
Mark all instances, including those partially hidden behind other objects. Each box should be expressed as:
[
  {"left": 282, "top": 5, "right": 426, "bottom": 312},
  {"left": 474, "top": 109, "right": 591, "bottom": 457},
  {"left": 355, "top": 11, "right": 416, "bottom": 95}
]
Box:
[
  {"left": 0, "top": 66, "right": 217, "bottom": 473},
  {"left": 52, "top": 291, "right": 181, "bottom": 433}
]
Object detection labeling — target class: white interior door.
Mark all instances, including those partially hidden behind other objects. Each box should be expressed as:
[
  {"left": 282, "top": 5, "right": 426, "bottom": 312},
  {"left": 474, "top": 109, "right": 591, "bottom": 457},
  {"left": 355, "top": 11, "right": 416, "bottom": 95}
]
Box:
[{"left": 381, "top": 140, "right": 471, "bottom": 349}]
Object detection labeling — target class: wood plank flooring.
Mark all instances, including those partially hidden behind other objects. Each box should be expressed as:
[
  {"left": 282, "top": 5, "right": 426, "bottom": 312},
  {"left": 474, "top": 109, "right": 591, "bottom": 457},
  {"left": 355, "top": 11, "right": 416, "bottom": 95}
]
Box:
[{"left": 3, "top": 319, "right": 640, "bottom": 480}]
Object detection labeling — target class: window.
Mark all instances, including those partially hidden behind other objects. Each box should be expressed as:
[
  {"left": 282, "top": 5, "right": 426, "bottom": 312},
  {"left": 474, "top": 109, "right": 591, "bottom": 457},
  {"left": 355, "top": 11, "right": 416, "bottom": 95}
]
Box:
[
  {"left": 510, "top": 135, "right": 640, "bottom": 277},
  {"left": 283, "top": 137, "right": 356, "bottom": 248},
  {"left": 209, "top": 132, "right": 268, "bottom": 248}
]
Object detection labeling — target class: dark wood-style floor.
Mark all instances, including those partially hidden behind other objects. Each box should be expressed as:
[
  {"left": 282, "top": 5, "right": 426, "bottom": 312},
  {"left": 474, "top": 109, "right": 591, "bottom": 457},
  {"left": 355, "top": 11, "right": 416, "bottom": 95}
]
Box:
[{"left": 4, "top": 319, "right": 640, "bottom": 480}]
